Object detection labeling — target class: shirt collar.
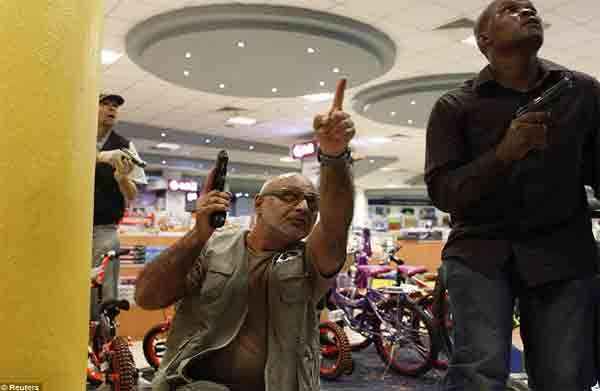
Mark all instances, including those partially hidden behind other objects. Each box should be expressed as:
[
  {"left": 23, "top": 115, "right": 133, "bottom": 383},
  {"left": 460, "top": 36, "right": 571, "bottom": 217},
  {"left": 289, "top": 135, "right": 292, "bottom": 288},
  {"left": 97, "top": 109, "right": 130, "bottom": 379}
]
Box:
[
  {"left": 472, "top": 58, "right": 568, "bottom": 92},
  {"left": 96, "top": 128, "right": 113, "bottom": 151}
]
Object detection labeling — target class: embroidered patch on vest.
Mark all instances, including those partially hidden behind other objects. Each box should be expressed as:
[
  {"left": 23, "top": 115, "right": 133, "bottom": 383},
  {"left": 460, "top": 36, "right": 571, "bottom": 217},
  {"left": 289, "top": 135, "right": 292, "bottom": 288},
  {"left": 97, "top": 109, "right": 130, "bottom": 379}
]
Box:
[{"left": 273, "top": 249, "right": 303, "bottom": 264}]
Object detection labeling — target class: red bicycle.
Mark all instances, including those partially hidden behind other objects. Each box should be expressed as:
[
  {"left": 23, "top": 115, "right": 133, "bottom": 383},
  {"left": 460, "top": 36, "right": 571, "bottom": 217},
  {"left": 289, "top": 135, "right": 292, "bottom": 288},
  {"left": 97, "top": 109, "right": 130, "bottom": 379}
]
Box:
[
  {"left": 87, "top": 249, "right": 138, "bottom": 390},
  {"left": 142, "top": 310, "right": 172, "bottom": 370}
]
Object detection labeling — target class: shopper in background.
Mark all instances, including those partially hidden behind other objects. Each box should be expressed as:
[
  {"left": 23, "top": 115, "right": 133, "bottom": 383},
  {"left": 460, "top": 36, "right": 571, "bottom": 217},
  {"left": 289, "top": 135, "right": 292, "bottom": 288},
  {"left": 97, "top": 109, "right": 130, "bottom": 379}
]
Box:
[
  {"left": 425, "top": 0, "right": 600, "bottom": 390},
  {"left": 91, "top": 93, "right": 147, "bottom": 321},
  {"left": 135, "top": 80, "right": 355, "bottom": 391}
]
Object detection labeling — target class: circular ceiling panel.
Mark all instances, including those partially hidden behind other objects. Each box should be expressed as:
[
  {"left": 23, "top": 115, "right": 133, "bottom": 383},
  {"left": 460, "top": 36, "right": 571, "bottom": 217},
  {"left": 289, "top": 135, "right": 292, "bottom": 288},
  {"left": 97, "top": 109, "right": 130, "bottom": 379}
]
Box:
[
  {"left": 352, "top": 73, "right": 476, "bottom": 128},
  {"left": 126, "top": 4, "right": 396, "bottom": 98}
]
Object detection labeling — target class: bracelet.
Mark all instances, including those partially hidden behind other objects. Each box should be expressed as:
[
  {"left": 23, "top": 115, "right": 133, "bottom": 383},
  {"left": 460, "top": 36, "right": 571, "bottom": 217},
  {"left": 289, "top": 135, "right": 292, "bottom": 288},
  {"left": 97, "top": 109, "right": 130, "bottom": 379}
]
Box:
[{"left": 317, "top": 147, "right": 352, "bottom": 166}]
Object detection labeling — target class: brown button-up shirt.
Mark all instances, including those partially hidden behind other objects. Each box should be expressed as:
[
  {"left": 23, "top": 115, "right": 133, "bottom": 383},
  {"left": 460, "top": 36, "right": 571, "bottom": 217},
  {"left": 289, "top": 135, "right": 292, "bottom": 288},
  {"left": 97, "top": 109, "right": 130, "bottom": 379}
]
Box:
[{"left": 425, "top": 59, "right": 600, "bottom": 285}]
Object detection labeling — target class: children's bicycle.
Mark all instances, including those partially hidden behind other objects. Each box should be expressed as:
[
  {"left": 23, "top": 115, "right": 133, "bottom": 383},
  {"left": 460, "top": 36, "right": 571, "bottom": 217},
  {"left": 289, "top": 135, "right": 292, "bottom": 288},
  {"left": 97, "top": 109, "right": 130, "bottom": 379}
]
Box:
[
  {"left": 87, "top": 249, "right": 138, "bottom": 390},
  {"left": 142, "top": 311, "right": 172, "bottom": 370}
]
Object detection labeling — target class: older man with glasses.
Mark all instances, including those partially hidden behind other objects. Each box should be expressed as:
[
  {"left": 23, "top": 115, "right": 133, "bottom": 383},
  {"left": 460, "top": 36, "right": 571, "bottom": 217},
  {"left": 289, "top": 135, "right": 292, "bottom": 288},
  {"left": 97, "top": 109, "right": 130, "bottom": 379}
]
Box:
[{"left": 135, "top": 80, "right": 356, "bottom": 391}]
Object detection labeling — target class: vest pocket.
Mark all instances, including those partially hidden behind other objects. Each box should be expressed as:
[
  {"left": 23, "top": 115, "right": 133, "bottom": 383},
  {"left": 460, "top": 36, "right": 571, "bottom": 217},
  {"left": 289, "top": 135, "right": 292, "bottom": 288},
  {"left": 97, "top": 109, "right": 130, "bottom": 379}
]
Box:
[
  {"left": 280, "top": 274, "right": 310, "bottom": 303},
  {"left": 201, "top": 263, "right": 234, "bottom": 300}
]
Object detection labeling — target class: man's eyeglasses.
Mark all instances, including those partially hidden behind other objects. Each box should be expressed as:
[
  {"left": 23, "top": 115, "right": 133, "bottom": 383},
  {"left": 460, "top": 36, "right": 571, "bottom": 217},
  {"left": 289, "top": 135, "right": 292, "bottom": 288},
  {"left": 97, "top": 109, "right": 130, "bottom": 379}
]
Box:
[{"left": 260, "top": 188, "right": 320, "bottom": 211}]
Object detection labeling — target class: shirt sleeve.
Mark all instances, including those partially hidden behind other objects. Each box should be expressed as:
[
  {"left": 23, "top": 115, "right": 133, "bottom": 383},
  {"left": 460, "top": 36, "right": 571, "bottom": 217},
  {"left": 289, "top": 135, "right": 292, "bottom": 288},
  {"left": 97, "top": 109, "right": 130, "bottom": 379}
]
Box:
[
  {"left": 126, "top": 142, "right": 148, "bottom": 185},
  {"left": 184, "top": 246, "right": 209, "bottom": 295},
  {"left": 305, "top": 243, "right": 342, "bottom": 304},
  {"left": 425, "top": 94, "right": 511, "bottom": 217},
  {"left": 582, "top": 77, "right": 600, "bottom": 200}
]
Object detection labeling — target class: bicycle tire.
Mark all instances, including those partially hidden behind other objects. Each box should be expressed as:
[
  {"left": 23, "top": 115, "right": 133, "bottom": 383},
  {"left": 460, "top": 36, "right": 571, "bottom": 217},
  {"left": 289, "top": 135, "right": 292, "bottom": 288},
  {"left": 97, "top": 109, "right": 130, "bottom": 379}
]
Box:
[
  {"left": 111, "top": 336, "right": 137, "bottom": 391},
  {"left": 319, "top": 321, "right": 353, "bottom": 380},
  {"left": 142, "top": 322, "right": 169, "bottom": 370},
  {"left": 373, "top": 297, "right": 437, "bottom": 376}
]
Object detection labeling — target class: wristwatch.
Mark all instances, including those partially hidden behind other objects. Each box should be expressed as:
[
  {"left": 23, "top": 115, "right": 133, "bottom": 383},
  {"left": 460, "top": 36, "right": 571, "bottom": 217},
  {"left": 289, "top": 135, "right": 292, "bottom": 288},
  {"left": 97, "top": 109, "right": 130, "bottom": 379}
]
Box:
[{"left": 317, "top": 147, "right": 353, "bottom": 166}]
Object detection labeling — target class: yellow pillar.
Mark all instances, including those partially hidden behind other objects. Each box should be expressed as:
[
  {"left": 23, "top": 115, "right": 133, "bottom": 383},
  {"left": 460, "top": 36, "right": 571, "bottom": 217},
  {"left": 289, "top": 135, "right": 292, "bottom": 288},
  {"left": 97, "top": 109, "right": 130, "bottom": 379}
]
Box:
[{"left": 0, "top": 1, "right": 103, "bottom": 390}]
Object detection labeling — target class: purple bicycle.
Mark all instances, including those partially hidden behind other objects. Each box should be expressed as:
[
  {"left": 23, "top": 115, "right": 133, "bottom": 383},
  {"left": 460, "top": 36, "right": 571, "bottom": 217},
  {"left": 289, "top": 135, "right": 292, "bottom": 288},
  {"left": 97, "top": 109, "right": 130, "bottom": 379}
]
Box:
[{"left": 325, "top": 279, "right": 439, "bottom": 376}]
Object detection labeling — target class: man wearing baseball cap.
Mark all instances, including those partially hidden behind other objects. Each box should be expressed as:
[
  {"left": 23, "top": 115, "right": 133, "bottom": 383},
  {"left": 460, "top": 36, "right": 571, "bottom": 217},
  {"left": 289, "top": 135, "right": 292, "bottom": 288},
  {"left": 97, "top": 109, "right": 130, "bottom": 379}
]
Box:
[{"left": 91, "top": 93, "right": 147, "bottom": 321}]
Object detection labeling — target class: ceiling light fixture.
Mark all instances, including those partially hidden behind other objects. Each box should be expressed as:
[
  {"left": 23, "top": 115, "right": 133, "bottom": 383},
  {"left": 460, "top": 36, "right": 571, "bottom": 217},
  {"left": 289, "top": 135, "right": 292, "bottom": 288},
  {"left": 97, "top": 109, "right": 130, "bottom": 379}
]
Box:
[
  {"left": 161, "top": 160, "right": 167, "bottom": 165},
  {"left": 307, "top": 47, "right": 316, "bottom": 54},
  {"left": 390, "top": 111, "right": 396, "bottom": 116},
  {"left": 332, "top": 67, "right": 340, "bottom": 73},
  {"left": 219, "top": 83, "right": 225, "bottom": 89},
  {"left": 363, "top": 104, "right": 371, "bottom": 112},
  {"left": 156, "top": 143, "right": 180, "bottom": 151},
  {"left": 408, "top": 119, "right": 414, "bottom": 125},
  {"left": 183, "top": 70, "right": 190, "bottom": 76},
  {"left": 271, "top": 87, "right": 278, "bottom": 93},
  {"left": 160, "top": 132, "right": 167, "bottom": 137},
  {"left": 249, "top": 145, "right": 255, "bottom": 150},
  {"left": 230, "top": 167, "right": 236, "bottom": 172},
  {"left": 319, "top": 81, "right": 325, "bottom": 87},
  {"left": 227, "top": 116, "right": 257, "bottom": 126},
  {"left": 244, "top": 193, "right": 249, "bottom": 197},
  {"left": 303, "top": 92, "right": 333, "bottom": 102},
  {"left": 185, "top": 52, "right": 192, "bottom": 58},
  {"left": 369, "top": 159, "right": 375, "bottom": 164},
  {"left": 461, "top": 35, "right": 478, "bottom": 47},
  {"left": 410, "top": 100, "right": 416, "bottom": 105},
  {"left": 237, "top": 41, "right": 246, "bottom": 48},
  {"left": 101, "top": 49, "right": 122, "bottom": 65},
  {"left": 205, "top": 138, "right": 211, "bottom": 143}
]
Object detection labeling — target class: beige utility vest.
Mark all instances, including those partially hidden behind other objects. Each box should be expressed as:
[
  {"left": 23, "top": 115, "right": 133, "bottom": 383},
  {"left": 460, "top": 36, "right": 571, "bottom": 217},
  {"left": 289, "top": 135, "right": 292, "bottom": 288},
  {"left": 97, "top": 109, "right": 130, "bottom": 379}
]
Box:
[{"left": 152, "top": 229, "right": 321, "bottom": 391}]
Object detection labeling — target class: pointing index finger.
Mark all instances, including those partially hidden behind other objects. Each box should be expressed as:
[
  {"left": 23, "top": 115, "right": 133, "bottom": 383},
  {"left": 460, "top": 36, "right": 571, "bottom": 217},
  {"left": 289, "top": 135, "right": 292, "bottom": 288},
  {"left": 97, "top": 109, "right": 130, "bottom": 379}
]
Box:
[{"left": 330, "top": 78, "right": 347, "bottom": 112}]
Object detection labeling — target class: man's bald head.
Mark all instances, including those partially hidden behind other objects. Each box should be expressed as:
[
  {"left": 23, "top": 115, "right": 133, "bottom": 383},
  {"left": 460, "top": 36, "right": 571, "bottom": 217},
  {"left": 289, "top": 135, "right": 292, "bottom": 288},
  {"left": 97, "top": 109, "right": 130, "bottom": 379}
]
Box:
[
  {"left": 258, "top": 173, "right": 315, "bottom": 195},
  {"left": 474, "top": 0, "right": 500, "bottom": 55}
]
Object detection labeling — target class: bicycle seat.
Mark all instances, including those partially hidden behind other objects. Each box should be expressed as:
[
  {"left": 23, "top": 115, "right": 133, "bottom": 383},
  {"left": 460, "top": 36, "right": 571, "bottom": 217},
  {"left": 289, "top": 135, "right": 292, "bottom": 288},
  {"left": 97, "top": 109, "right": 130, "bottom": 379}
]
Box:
[
  {"left": 99, "top": 299, "right": 130, "bottom": 315},
  {"left": 397, "top": 265, "right": 428, "bottom": 277},
  {"left": 356, "top": 265, "right": 391, "bottom": 278}
]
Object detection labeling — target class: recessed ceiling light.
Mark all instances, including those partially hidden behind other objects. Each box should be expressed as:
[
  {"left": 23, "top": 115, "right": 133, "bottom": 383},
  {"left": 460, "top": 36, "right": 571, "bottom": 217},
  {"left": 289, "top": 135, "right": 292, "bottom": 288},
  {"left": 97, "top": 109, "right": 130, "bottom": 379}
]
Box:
[
  {"left": 410, "top": 100, "right": 416, "bottom": 105},
  {"left": 101, "top": 49, "right": 122, "bottom": 65},
  {"left": 303, "top": 92, "right": 333, "bottom": 102},
  {"left": 230, "top": 167, "right": 236, "bottom": 172},
  {"left": 390, "top": 111, "right": 396, "bottom": 116},
  {"left": 183, "top": 70, "right": 190, "bottom": 77},
  {"left": 161, "top": 160, "right": 167, "bottom": 165},
  {"left": 249, "top": 145, "right": 255, "bottom": 150},
  {"left": 235, "top": 192, "right": 243, "bottom": 198},
  {"left": 227, "top": 116, "right": 257, "bottom": 126},
  {"left": 205, "top": 138, "right": 211, "bottom": 143},
  {"left": 369, "top": 159, "right": 375, "bottom": 164},
  {"left": 271, "top": 87, "right": 278, "bottom": 93},
  {"left": 160, "top": 132, "right": 166, "bottom": 137},
  {"left": 319, "top": 81, "right": 325, "bottom": 87},
  {"left": 237, "top": 41, "right": 246, "bottom": 48},
  {"left": 307, "top": 47, "right": 316, "bottom": 54},
  {"left": 280, "top": 156, "right": 295, "bottom": 163},
  {"left": 462, "top": 35, "right": 478, "bottom": 47},
  {"left": 185, "top": 52, "right": 192, "bottom": 58},
  {"left": 332, "top": 67, "right": 340, "bottom": 73},
  {"left": 156, "top": 143, "right": 180, "bottom": 151},
  {"left": 408, "top": 119, "right": 414, "bottom": 125},
  {"left": 244, "top": 193, "right": 249, "bottom": 197},
  {"left": 363, "top": 104, "right": 371, "bottom": 112},
  {"left": 219, "top": 83, "right": 225, "bottom": 89}
]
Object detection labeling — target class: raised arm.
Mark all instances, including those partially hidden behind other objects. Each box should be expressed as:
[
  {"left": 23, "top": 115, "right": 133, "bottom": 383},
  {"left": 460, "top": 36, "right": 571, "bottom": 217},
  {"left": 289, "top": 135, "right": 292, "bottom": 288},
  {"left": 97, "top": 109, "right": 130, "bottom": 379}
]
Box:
[
  {"left": 134, "top": 169, "right": 231, "bottom": 309},
  {"left": 307, "top": 79, "right": 355, "bottom": 277}
]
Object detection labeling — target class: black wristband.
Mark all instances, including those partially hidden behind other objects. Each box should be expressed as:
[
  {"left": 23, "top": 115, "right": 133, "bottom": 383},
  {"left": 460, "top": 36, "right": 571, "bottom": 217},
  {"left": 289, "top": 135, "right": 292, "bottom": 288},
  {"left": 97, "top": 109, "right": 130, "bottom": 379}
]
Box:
[{"left": 317, "top": 147, "right": 352, "bottom": 166}]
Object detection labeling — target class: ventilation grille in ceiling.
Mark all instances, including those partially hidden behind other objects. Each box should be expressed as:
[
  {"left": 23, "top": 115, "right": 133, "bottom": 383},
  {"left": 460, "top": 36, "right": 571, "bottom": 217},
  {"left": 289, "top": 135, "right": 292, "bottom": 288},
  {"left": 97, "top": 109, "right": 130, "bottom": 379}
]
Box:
[
  {"left": 405, "top": 173, "right": 425, "bottom": 186},
  {"left": 435, "top": 17, "right": 475, "bottom": 30},
  {"left": 215, "top": 106, "right": 247, "bottom": 113}
]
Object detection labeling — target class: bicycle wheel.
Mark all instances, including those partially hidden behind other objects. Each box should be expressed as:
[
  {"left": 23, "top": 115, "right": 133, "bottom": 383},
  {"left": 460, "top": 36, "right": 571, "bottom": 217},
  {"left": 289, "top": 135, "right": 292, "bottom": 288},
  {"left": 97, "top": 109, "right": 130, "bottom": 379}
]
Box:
[
  {"left": 319, "top": 321, "right": 353, "bottom": 380},
  {"left": 110, "top": 336, "right": 137, "bottom": 391},
  {"left": 143, "top": 322, "right": 169, "bottom": 370},
  {"left": 374, "top": 297, "right": 437, "bottom": 376}
]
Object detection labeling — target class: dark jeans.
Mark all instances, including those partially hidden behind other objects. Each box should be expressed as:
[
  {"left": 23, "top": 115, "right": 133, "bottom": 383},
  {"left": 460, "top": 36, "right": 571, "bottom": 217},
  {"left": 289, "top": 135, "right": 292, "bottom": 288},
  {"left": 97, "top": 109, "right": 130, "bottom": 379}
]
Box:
[{"left": 440, "top": 258, "right": 596, "bottom": 391}]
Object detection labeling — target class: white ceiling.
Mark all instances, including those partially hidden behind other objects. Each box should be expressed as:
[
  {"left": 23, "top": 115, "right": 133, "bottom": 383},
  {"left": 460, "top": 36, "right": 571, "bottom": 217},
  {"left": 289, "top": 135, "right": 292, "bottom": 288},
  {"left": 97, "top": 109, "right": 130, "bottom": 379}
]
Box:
[{"left": 101, "top": 0, "right": 600, "bottom": 190}]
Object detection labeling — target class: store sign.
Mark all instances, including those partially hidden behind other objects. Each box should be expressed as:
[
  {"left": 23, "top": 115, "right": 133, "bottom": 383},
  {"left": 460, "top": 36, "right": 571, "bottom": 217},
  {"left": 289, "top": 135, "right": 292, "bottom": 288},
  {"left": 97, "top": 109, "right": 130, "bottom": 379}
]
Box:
[
  {"left": 291, "top": 140, "right": 317, "bottom": 160},
  {"left": 168, "top": 179, "right": 198, "bottom": 192}
]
